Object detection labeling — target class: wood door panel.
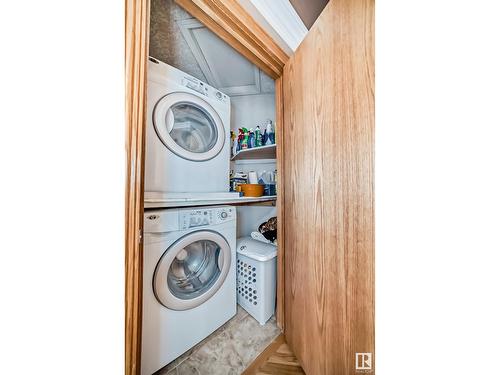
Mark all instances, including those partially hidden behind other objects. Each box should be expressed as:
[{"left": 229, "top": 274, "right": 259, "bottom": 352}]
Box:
[{"left": 283, "top": 0, "right": 374, "bottom": 374}]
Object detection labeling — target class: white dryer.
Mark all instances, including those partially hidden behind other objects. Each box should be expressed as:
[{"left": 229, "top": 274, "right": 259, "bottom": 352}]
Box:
[
  {"left": 145, "top": 57, "right": 231, "bottom": 200},
  {"left": 141, "top": 206, "right": 237, "bottom": 375}
]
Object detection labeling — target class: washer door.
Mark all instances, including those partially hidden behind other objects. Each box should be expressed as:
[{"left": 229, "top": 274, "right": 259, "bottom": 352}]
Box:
[
  {"left": 153, "top": 231, "right": 231, "bottom": 311},
  {"left": 153, "top": 92, "right": 225, "bottom": 161}
]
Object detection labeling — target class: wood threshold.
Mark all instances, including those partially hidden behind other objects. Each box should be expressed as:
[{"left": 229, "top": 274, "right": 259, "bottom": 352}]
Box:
[
  {"left": 241, "top": 334, "right": 305, "bottom": 375},
  {"left": 241, "top": 335, "right": 285, "bottom": 375}
]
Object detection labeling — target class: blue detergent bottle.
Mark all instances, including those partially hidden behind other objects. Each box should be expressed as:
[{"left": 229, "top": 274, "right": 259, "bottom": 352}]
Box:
[{"left": 248, "top": 128, "right": 255, "bottom": 148}]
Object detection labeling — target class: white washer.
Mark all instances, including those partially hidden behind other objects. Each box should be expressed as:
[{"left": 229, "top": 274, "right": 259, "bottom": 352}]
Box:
[
  {"left": 145, "top": 57, "right": 231, "bottom": 200},
  {"left": 141, "top": 206, "right": 237, "bottom": 375}
]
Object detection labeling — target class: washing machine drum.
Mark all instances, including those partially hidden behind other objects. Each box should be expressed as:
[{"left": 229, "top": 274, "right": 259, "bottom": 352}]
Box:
[
  {"left": 153, "top": 92, "right": 225, "bottom": 161},
  {"left": 154, "top": 231, "right": 231, "bottom": 311}
]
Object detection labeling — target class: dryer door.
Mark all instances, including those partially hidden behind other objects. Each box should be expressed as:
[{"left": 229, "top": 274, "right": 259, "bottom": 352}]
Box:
[
  {"left": 153, "top": 92, "right": 225, "bottom": 161},
  {"left": 153, "top": 230, "right": 231, "bottom": 311}
]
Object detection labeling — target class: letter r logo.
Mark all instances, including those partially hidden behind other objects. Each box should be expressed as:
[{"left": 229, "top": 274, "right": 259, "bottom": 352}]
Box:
[{"left": 356, "top": 353, "right": 372, "bottom": 370}]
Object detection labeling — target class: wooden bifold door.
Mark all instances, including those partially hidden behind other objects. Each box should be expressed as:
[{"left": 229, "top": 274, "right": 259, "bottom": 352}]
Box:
[{"left": 282, "top": 0, "right": 375, "bottom": 374}]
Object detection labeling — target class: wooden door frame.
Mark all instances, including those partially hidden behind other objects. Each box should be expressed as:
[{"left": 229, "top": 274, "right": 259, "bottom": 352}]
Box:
[
  {"left": 125, "top": 0, "right": 289, "bottom": 373},
  {"left": 125, "top": 0, "right": 150, "bottom": 373}
]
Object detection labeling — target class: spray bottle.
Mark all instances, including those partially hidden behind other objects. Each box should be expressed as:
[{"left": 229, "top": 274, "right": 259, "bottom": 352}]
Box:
[
  {"left": 241, "top": 127, "right": 249, "bottom": 149},
  {"left": 237, "top": 128, "right": 244, "bottom": 151}
]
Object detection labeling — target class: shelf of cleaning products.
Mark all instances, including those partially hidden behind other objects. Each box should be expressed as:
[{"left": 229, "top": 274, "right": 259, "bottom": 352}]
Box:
[
  {"left": 144, "top": 195, "right": 277, "bottom": 209},
  {"left": 231, "top": 144, "right": 276, "bottom": 161}
]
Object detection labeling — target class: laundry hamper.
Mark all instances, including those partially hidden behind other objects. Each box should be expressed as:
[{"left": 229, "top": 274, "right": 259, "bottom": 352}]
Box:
[{"left": 236, "top": 237, "right": 277, "bottom": 325}]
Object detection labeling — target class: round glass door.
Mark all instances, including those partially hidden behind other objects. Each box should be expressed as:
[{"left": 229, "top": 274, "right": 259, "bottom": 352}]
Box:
[
  {"left": 153, "top": 92, "right": 225, "bottom": 161},
  {"left": 154, "top": 231, "right": 231, "bottom": 310},
  {"left": 167, "top": 239, "right": 221, "bottom": 299}
]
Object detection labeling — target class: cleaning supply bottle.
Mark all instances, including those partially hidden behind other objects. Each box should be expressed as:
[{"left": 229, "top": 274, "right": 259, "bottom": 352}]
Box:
[
  {"left": 265, "top": 120, "right": 274, "bottom": 145},
  {"left": 241, "top": 127, "right": 249, "bottom": 149},
  {"left": 248, "top": 128, "right": 255, "bottom": 148},
  {"left": 230, "top": 131, "right": 235, "bottom": 155},
  {"left": 262, "top": 128, "right": 268, "bottom": 146},
  {"left": 255, "top": 126, "right": 262, "bottom": 147},
  {"left": 231, "top": 131, "right": 238, "bottom": 156},
  {"left": 237, "top": 128, "right": 244, "bottom": 151}
]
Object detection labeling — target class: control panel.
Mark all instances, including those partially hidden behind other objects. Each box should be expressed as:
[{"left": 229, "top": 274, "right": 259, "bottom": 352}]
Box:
[
  {"left": 182, "top": 76, "right": 229, "bottom": 104},
  {"left": 182, "top": 77, "right": 208, "bottom": 97},
  {"left": 179, "top": 207, "right": 234, "bottom": 230}
]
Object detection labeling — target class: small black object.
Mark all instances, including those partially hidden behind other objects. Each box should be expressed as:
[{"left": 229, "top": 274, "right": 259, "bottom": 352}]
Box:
[{"left": 258, "top": 216, "right": 277, "bottom": 242}]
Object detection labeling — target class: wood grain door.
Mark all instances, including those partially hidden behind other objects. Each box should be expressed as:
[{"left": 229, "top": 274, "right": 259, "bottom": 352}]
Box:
[{"left": 282, "top": 0, "right": 374, "bottom": 374}]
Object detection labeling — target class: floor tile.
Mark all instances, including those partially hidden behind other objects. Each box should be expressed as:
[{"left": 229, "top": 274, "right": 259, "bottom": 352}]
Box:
[{"left": 156, "top": 306, "right": 279, "bottom": 375}]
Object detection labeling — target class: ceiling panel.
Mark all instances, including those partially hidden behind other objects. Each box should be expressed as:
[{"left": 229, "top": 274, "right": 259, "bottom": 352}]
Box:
[
  {"left": 177, "top": 18, "right": 274, "bottom": 96},
  {"left": 191, "top": 27, "right": 259, "bottom": 88}
]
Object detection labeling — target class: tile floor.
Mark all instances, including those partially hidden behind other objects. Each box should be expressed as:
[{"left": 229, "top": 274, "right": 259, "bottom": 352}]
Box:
[{"left": 155, "top": 306, "right": 281, "bottom": 375}]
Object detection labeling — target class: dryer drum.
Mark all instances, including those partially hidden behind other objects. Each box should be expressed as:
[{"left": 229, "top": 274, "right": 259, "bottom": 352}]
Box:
[
  {"left": 153, "top": 230, "right": 232, "bottom": 311},
  {"left": 153, "top": 92, "right": 225, "bottom": 162},
  {"left": 167, "top": 102, "right": 218, "bottom": 153}
]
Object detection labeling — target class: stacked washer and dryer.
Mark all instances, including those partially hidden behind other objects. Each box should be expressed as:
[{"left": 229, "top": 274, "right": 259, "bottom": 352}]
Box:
[{"left": 142, "top": 57, "right": 237, "bottom": 375}]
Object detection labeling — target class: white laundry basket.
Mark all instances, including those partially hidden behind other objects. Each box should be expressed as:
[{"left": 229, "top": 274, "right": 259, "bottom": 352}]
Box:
[{"left": 236, "top": 237, "right": 277, "bottom": 325}]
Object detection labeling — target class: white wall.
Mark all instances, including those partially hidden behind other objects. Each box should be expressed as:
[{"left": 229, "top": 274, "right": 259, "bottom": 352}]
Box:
[
  {"left": 230, "top": 159, "right": 277, "bottom": 184},
  {"left": 236, "top": 205, "right": 277, "bottom": 238},
  {"left": 230, "top": 93, "right": 276, "bottom": 131}
]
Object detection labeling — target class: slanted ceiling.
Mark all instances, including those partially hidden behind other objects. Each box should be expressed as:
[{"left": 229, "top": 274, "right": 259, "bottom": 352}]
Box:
[
  {"left": 149, "top": 0, "right": 274, "bottom": 97},
  {"left": 289, "top": 0, "right": 330, "bottom": 29}
]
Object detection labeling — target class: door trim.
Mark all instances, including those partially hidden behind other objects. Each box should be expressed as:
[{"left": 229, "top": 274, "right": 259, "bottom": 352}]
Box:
[
  {"left": 275, "top": 76, "right": 285, "bottom": 330},
  {"left": 126, "top": 1, "right": 288, "bottom": 374},
  {"left": 125, "top": 0, "right": 149, "bottom": 373}
]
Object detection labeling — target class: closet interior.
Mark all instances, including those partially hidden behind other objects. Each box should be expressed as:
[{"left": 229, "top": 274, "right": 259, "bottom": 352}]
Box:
[{"left": 142, "top": 1, "right": 282, "bottom": 374}]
